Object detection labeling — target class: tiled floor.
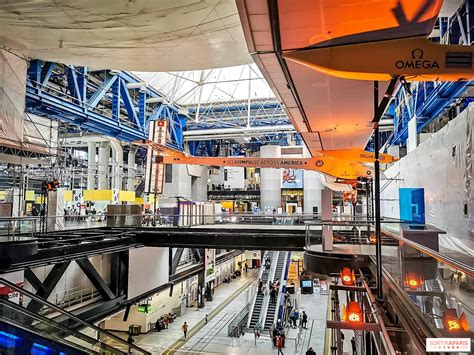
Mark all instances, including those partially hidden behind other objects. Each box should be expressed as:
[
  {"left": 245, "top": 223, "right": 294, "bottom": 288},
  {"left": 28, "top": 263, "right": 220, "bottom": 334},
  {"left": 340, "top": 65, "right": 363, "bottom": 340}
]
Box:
[
  {"left": 133, "top": 269, "right": 259, "bottom": 354},
  {"left": 176, "top": 288, "right": 328, "bottom": 355},
  {"left": 131, "top": 281, "right": 329, "bottom": 355}
]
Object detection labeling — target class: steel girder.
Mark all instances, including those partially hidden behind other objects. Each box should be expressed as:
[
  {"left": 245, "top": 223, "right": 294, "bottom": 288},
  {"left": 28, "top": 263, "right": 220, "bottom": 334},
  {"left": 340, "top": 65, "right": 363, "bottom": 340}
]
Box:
[{"left": 25, "top": 60, "right": 185, "bottom": 150}]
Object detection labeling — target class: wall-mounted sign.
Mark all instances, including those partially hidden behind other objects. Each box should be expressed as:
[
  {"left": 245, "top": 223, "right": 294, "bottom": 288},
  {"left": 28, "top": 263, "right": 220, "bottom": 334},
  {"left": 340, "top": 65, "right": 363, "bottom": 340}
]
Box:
[{"left": 137, "top": 304, "right": 151, "bottom": 313}]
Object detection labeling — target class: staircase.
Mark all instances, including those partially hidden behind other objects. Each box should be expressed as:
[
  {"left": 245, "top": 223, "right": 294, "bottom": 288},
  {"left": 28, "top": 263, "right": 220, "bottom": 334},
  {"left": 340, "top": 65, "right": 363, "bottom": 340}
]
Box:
[
  {"left": 248, "top": 251, "right": 274, "bottom": 329},
  {"left": 263, "top": 251, "right": 287, "bottom": 331}
]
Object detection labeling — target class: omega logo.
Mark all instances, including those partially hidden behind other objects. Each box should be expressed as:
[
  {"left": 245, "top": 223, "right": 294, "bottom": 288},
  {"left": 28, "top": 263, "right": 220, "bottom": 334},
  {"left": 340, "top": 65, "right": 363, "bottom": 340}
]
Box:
[
  {"left": 395, "top": 48, "right": 440, "bottom": 70},
  {"left": 315, "top": 160, "right": 324, "bottom": 167}
]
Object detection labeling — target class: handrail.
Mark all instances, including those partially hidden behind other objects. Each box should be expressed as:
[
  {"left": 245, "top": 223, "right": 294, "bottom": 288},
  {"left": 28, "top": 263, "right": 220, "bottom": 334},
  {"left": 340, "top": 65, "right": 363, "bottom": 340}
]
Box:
[
  {"left": 361, "top": 279, "right": 397, "bottom": 354},
  {"left": 257, "top": 252, "right": 279, "bottom": 328},
  {"left": 382, "top": 228, "right": 474, "bottom": 276},
  {"left": 0, "top": 278, "right": 151, "bottom": 355},
  {"left": 247, "top": 251, "right": 269, "bottom": 329},
  {"left": 0, "top": 298, "right": 122, "bottom": 354},
  {"left": 272, "top": 251, "right": 289, "bottom": 327}
]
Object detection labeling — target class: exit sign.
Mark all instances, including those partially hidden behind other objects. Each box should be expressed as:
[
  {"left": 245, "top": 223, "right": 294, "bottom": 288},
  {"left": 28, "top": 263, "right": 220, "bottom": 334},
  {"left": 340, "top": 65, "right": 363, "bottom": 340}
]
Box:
[{"left": 138, "top": 304, "right": 151, "bottom": 313}]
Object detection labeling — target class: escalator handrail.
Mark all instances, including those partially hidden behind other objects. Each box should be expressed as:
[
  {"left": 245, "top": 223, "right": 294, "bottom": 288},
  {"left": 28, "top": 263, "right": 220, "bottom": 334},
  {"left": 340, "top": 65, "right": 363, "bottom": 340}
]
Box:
[
  {"left": 0, "top": 277, "right": 151, "bottom": 355},
  {"left": 0, "top": 298, "right": 120, "bottom": 354}
]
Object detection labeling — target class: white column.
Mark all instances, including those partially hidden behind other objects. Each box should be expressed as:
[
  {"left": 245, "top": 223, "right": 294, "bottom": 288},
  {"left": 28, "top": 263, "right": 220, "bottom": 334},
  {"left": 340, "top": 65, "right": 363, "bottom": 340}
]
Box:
[
  {"left": 321, "top": 188, "right": 333, "bottom": 251},
  {"left": 87, "top": 141, "right": 96, "bottom": 190},
  {"left": 47, "top": 188, "right": 64, "bottom": 231},
  {"left": 98, "top": 141, "right": 110, "bottom": 190},
  {"left": 407, "top": 116, "right": 418, "bottom": 153},
  {"left": 259, "top": 145, "right": 281, "bottom": 210},
  {"left": 110, "top": 141, "right": 123, "bottom": 191},
  {"left": 4, "top": 188, "right": 20, "bottom": 217},
  {"left": 126, "top": 146, "right": 137, "bottom": 191},
  {"left": 303, "top": 171, "right": 324, "bottom": 214}
]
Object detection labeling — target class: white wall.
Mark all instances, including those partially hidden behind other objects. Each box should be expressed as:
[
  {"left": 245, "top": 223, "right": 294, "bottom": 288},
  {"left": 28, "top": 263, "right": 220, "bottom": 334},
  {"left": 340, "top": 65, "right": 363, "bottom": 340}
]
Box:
[
  {"left": 381, "top": 104, "right": 473, "bottom": 259},
  {"left": 128, "top": 247, "right": 169, "bottom": 300}
]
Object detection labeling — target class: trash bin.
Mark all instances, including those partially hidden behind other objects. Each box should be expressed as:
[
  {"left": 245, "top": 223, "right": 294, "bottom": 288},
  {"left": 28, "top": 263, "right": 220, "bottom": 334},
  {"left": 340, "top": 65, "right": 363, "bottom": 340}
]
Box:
[{"left": 129, "top": 325, "right": 141, "bottom": 335}]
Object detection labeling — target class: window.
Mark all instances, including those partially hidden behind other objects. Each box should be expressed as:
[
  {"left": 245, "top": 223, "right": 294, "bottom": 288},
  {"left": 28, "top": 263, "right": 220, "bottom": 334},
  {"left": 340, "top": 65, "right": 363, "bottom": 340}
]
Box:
[{"left": 165, "top": 164, "right": 173, "bottom": 183}]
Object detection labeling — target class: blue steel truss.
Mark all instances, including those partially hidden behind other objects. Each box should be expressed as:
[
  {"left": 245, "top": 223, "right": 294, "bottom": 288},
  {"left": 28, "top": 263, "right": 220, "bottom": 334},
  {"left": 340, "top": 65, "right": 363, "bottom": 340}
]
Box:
[
  {"left": 366, "top": 0, "right": 474, "bottom": 151},
  {"left": 185, "top": 98, "right": 300, "bottom": 155},
  {"left": 186, "top": 99, "right": 290, "bottom": 130},
  {"left": 25, "top": 60, "right": 185, "bottom": 150}
]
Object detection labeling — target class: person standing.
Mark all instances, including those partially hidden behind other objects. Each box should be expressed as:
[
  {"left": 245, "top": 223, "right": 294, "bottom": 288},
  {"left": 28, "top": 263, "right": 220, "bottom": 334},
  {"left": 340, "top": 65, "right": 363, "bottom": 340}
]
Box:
[
  {"left": 276, "top": 335, "right": 284, "bottom": 354},
  {"left": 205, "top": 314, "right": 208, "bottom": 324},
  {"left": 127, "top": 334, "right": 134, "bottom": 353},
  {"left": 306, "top": 347, "right": 316, "bottom": 355},
  {"left": 301, "top": 311, "right": 308, "bottom": 328},
  {"left": 245, "top": 262, "right": 248, "bottom": 273},
  {"left": 182, "top": 322, "right": 188, "bottom": 339}
]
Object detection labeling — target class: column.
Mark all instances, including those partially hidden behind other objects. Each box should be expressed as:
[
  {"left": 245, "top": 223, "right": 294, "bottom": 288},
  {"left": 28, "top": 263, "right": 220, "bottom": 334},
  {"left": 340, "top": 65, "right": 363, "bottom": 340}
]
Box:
[
  {"left": 87, "top": 141, "right": 96, "bottom": 190},
  {"left": 407, "top": 116, "right": 417, "bottom": 153},
  {"left": 303, "top": 170, "right": 324, "bottom": 214},
  {"left": 259, "top": 145, "right": 281, "bottom": 210},
  {"left": 321, "top": 188, "right": 333, "bottom": 251},
  {"left": 98, "top": 141, "right": 110, "bottom": 190},
  {"left": 125, "top": 146, "right": 137, "bottom": 191},
  {"left": 110, "top": 141, "right": 123, "bottom": 191},
  {"left": 47, "top": 188, "right": 64, "bottom": 231}
]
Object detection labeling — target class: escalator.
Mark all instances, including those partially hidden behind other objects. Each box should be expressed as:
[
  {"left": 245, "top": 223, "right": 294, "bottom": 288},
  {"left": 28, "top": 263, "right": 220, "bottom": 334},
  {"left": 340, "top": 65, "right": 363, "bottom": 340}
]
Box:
[
  {"left": 263, "top": 251, "right": 287, "bottom": 330},
  {"left": 0, "top": 278, "right": 150, "bottom": 354},
  {"left": 248, "top": 251, "right": 274, "bottom": 329}
]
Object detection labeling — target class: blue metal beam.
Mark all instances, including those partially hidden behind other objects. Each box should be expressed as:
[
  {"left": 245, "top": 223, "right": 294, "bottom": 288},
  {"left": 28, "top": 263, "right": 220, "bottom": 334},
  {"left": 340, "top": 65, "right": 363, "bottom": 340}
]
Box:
[{"left": 25, "top": 60, "right": 184, "bottom": 146}]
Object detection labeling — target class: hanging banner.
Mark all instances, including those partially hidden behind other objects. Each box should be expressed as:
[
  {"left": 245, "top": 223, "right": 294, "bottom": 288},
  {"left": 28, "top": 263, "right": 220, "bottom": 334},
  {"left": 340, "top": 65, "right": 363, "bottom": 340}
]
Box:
[
  {"left": 281, "top": 168, "right": 304, "bottom": 188},
  {"left": 204, "top": 249, "right": 216, "bottom": 283}
]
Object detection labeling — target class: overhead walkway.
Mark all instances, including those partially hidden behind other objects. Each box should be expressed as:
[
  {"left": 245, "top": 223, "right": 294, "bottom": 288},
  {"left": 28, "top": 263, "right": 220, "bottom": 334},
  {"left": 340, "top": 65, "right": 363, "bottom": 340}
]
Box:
[{"left": 0, "top": 278, "right": 150, "bottom": 354}]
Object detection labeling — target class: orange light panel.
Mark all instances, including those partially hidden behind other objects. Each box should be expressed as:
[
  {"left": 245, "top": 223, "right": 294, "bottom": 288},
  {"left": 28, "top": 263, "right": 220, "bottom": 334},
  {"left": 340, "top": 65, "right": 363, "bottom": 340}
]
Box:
[
  {"left": 346, "top": 301, "right": 362, "bottom": 324},
  {"left": 406, "top": 272, "right": 422, "bottom": 290},
  {"left": 341, "top": 267, "right": 355, "bottom": 286},
  {"left": 448, "top": 320, "right": 461, "bottom": 331}
]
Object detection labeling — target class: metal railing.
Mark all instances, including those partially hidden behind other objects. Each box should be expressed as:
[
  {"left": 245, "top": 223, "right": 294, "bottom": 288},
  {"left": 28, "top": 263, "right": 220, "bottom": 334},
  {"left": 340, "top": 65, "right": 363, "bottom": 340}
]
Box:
[{"left": 0, "top": 277, "right": 151, "bottom": 354}]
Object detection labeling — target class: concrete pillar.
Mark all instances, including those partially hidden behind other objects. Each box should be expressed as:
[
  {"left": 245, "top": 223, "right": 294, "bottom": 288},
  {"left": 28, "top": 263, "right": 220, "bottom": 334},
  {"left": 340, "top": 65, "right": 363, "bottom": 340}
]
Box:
[
  {"left": 125, "top": 146, "right": 137, "bottom": 191},
  {"left": 4, "top": 188, "right": 20, "bottom": 217},
  {"left": 98, "top": 141, "right": 110, "bottom": 190},
  {"left": 321, "top": 188, "right": 333, "bottom": 251},
  {"left": 191, "top": 166, "right": 209, "bottom": 202},
  {"left": 160, "top": 164, "right": 192, "bottom": 205},
  {"left": 87, "top": 141, "right": 96, "bottom": 190},
  {"left": 303, "top": 171, "right": 324, "bottom": 214},
  {"left": 260, "top": 145, "right": 281, "bottom": 210},
  {"left": 47, "top": 188, "right": 64, "bottom": 231},
  {"left": 110, "top": 141, "right": 123, "bottom": 191},
  {"left": 407, "top": 116, "right": 418, "bottom": 153}
]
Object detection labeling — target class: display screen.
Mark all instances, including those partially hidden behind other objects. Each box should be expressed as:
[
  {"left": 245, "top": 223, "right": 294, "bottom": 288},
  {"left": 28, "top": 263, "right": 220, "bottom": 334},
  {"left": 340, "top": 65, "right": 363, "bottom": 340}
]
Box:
[{"left": 301, "top": 280, "right": 312, "bottom": 288}]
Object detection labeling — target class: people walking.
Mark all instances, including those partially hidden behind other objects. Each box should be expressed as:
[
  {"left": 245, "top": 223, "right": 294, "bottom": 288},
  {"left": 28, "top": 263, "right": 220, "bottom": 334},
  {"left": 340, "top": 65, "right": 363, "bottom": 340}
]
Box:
[
  {"left": 182, "top": 322, "right": 188, "bottom": 339},
  {"left": 276, "top": 335, "right": 284, "bottom": 354}
]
